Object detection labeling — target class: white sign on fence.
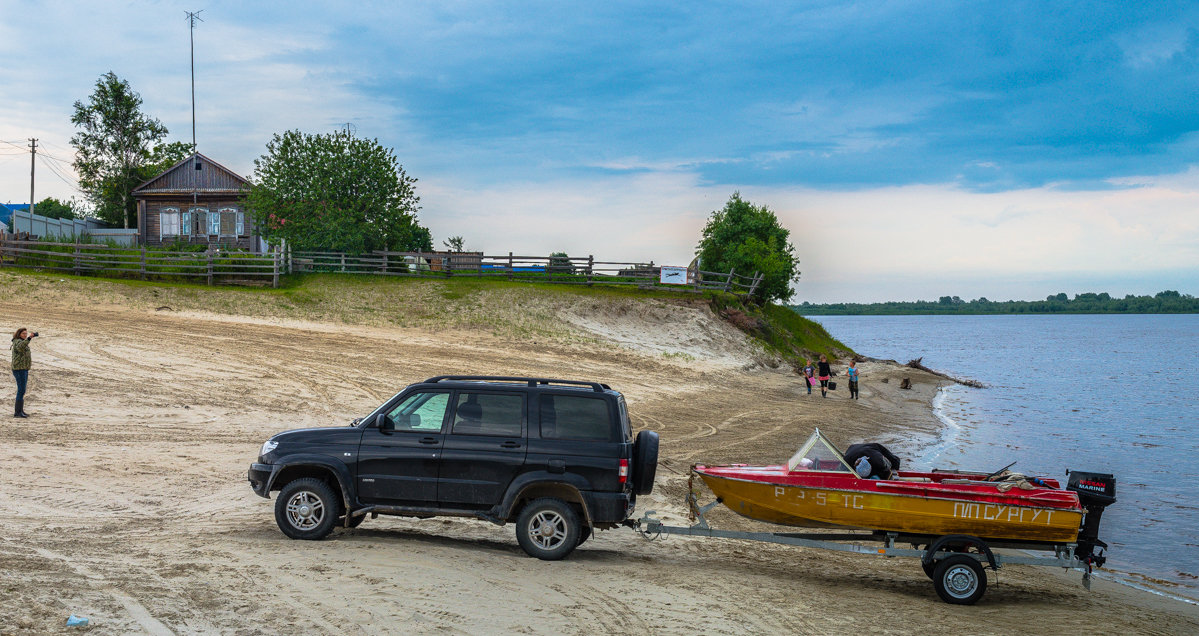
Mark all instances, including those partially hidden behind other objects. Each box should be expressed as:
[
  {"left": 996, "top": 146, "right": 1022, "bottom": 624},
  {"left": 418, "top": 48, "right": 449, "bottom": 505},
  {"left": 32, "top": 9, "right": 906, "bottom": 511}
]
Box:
[{"left": 659, "top": 266, "right": 688, "bottom": 285}]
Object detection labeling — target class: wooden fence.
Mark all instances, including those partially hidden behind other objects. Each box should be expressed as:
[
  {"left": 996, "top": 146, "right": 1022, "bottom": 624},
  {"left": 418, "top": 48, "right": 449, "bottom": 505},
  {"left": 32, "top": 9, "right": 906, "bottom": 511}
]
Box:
[
  {"left": 0, "top": 240, "right": 763, "bottom": 295},
  {"left": 288, "top": 251, "right": 763, "bottom": 295},
  {"left": 0, "top": 239, "right": 282, "bottom": 287}
]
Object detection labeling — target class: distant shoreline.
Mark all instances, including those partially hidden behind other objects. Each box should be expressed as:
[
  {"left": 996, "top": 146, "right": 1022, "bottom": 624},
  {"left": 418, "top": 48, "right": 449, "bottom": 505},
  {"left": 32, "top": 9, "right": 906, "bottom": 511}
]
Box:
[{"left": 794, "top": 290, "right": 1197, "bottom": 315}]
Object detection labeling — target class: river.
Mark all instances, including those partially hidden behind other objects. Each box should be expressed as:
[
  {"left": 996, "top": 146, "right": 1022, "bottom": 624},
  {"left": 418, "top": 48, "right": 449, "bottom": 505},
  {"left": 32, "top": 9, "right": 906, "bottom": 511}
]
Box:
[{"left": 806, "top": 314, "right": 1199, "bottom": 601}]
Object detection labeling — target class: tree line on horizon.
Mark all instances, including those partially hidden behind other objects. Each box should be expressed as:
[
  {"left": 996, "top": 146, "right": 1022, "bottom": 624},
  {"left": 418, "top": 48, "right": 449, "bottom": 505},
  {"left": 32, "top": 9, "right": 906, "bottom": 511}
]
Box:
[{"left": 795, "top": 290, "right": 1198, "bottom": 315}]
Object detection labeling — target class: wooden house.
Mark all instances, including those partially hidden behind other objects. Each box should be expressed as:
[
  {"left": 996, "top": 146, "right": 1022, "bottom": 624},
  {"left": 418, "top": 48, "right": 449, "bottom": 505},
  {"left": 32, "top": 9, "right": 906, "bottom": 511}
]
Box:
[{"left": 133, "top": 152, "right": 264, "bottom": 252}]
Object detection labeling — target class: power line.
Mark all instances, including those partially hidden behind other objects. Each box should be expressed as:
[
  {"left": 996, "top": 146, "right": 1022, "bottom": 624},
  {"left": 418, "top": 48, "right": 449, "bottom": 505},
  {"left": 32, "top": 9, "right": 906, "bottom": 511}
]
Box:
[{"left": 38, "top": 155, "right": 85, "bottom": 194}]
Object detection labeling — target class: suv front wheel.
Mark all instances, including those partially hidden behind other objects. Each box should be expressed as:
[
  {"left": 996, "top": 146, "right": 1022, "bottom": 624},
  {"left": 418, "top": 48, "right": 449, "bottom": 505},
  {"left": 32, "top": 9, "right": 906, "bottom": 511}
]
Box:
[
  {"left": 275, "top": 478, "right": 338, "bottom": 540},
  {"left": 516, "top": 498, "right": 581, "bottom": 560}
]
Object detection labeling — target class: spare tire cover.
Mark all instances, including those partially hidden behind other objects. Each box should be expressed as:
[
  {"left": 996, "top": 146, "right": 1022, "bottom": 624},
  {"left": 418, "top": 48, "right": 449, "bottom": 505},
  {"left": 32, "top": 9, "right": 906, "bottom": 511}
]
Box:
[{"left": 632, "top": 430, "right": 659, "bottom": 495}]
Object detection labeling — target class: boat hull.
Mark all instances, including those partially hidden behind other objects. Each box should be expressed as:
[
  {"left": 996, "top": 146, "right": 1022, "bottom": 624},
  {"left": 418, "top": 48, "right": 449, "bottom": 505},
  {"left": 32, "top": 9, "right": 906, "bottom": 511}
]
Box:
[{"left": 696, "top": 471, "right": 1083, "bottom": 543}]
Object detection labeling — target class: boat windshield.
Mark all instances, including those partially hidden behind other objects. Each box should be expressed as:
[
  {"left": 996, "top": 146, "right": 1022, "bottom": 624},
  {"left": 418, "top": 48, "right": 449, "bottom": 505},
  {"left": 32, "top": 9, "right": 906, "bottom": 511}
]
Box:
[{"left": 786, "top": 428, "right": 855, "bottom": 473}]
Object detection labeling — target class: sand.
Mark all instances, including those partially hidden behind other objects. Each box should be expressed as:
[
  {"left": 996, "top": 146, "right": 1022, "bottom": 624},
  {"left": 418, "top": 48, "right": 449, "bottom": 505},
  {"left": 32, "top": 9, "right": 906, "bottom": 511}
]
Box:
[{"left": 1, "top": 290, "right": 1197, "bottom": 634}]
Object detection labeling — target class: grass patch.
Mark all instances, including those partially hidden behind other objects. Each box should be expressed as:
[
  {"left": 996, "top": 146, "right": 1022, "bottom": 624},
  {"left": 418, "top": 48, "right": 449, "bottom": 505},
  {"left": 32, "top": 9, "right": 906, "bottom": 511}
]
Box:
[{"left": 707, "top": 293, "right": 853, "bottom": 363}]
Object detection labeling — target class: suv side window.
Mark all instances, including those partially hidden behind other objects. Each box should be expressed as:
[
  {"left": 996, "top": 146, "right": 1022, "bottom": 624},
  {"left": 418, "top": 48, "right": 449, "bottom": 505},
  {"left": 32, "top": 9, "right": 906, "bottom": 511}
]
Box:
[
  {"left": 386, "top": 392, "right": 450, "bottom": 432},
  {"left": 451, "top": 392, "right": 523, "bottom": 437},
  {"left": 539, "top": 394, "right": 612, "bottom": 441}
]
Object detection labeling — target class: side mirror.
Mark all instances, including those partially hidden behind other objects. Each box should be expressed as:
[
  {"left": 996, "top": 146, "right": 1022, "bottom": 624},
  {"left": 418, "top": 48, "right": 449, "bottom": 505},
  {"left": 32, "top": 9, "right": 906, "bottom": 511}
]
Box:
[{"left": 376, "top": 413, "right": 393, "bottom": 432}]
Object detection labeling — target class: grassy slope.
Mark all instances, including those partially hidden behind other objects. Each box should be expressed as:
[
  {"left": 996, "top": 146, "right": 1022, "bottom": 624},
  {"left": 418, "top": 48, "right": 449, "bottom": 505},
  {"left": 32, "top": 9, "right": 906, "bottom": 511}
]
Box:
[{"left": 0, "top": 269, "right": 850, "bottom": 359}]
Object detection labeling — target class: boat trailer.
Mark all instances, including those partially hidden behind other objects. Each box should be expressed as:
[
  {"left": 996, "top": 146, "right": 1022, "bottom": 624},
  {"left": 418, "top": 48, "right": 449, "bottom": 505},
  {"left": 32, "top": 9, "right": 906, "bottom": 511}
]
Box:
[{"left": 629, "top": 493, "right": 1101, "bottom": 605}]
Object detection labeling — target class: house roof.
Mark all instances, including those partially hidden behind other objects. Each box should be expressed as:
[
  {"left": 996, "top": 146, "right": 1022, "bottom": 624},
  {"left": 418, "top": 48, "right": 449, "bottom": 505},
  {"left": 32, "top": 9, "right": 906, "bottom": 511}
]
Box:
[{"left": 133, "top": 152, "right": 249, "bottom": 195}]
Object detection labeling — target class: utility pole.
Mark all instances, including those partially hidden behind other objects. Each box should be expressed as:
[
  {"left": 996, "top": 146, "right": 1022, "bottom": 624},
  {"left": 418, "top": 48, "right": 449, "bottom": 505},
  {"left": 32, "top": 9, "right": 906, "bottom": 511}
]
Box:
[
  {"left": 28, "top": 138, "right": 37, "bottom": 216},
  {"left": 185, "top": 10, "right": 204, "bottom": 152}
]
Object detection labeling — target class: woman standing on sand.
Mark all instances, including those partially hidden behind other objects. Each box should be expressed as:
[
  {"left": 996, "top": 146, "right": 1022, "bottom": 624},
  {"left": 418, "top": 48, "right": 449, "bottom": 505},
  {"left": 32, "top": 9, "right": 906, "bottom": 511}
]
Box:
[
  {"left": 817, "top": 354, "right": 832, "bottom": 398},
  {"left": 11, "top": 327, "right": 36, "bottom": 418}
]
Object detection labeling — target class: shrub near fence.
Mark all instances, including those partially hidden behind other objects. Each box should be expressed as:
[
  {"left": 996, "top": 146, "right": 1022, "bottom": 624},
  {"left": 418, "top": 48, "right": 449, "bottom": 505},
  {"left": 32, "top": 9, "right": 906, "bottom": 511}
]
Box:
[
  {"left": 288, "top": 251, "right": 763, "bottom": 295},
  {"left": 0, "top": 239, "right": 283, "bottom": 287}
]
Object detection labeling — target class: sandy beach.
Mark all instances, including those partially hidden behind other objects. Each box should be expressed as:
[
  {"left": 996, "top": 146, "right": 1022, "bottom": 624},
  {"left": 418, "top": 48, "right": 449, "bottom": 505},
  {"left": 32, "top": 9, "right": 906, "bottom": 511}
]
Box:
[{"left": 1, "top": 277, "right": 1197, "bottom": 635}]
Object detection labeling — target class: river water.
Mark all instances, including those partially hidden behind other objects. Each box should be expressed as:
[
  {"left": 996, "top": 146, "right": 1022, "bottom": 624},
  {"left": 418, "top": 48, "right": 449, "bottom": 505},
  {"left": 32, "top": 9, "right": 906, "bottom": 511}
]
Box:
[{"left": 805, "top": 314, "right": 1199, "bottom": 601}]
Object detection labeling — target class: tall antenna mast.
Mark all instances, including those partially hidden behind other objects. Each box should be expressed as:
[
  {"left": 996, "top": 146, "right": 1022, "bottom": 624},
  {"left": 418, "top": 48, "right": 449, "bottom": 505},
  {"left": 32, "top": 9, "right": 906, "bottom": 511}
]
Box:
[{"left": 185, "top": 10, "right": 204, "bottom": 152}]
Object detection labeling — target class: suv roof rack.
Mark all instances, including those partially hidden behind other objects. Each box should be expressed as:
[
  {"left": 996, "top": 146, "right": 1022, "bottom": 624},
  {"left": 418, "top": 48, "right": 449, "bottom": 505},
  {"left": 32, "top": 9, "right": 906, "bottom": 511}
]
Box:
[{"left": 423, "top": 375, "right": 609, "bottom": 392}]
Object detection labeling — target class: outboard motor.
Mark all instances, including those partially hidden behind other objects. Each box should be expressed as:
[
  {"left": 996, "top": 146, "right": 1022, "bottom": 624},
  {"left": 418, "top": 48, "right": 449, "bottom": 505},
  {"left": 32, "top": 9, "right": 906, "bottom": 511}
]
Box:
[{"left": 1066, "top": 471, "right": 1116, "bottom": 567}]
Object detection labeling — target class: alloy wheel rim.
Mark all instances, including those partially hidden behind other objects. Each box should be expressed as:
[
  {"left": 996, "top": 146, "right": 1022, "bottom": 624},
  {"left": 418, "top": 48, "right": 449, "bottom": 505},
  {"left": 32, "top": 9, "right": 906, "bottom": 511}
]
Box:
[
  {"left": 528, "top": 510, "right": 567, "bottom": 550},
  {"left": 286, "top": 491, "right": 324, "bottom": 530}
]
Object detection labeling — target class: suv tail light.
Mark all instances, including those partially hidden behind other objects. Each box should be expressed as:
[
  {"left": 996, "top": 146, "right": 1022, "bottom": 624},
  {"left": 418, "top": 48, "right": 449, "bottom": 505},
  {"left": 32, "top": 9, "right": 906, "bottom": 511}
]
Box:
[{"left": 619, "top": 459, "right": 629, "bottom": 484}]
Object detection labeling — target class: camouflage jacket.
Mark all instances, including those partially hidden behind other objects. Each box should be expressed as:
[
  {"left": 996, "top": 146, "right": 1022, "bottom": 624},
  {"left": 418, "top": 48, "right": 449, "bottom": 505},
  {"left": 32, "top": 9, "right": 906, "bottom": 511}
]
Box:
[{"left": 10, "top": 337, "right": 30, "bottom": 371}]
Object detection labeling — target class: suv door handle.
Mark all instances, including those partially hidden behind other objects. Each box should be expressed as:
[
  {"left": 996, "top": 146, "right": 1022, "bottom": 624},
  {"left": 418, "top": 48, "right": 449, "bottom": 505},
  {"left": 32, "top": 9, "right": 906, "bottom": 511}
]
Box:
[
  {"left": 418, "top": 437, "right": 439, "bottom": 445},
  {"left": 500, "top": 441, "right": 521, "bottom": 449}
]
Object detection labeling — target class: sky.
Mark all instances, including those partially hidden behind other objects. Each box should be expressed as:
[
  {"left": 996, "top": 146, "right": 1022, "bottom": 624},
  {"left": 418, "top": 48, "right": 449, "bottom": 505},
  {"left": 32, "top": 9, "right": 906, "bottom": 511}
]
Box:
[{"left": 1, "top": 1, "right": 1197, "bottom": 303}]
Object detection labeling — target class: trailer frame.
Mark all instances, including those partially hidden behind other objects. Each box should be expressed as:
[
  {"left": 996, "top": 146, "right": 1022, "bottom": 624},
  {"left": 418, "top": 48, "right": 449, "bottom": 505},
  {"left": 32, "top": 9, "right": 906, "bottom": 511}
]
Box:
[{"left": 629, "top": 494, "right": 1097, "bottom": 604}]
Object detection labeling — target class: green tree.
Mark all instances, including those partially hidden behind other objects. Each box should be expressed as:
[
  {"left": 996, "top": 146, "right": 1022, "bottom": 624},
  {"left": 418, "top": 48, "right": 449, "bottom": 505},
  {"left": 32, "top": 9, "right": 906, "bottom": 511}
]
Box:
[
  {"left": 70, "top": 72, "right": 191, "bottom": 228},
  {"left": 246, "top": 129, "right": 432, "bottom": 253},
  {"left": 549, "top": 251, "right": 574, "bottom": 274},
  {"left": 696, "top": 192, "right": 800, "bottom": 302},
  {"left": 32, "top": 197, "right": 78, "bottom": 220},
  {"left": 443, "top": 236, "right": 465, "bottom": 252}
]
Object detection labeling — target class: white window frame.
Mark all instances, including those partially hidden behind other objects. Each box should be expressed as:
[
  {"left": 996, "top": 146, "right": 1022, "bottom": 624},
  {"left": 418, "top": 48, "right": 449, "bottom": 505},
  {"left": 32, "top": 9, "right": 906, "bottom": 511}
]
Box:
[
  {"left": 159, "top": 207, "right": 180, "bottom": 239},
  {"left": 207, "top": 209, "right": 220, "bottom": 235},
  {"left": 180, "top": 210, "right": 192, "bottom": 236},
  {"left": 219, "top": 207, "right": 243, "bottom": 237},
  {"left": 190, "top": 207, "right": 209, "bottom": 237}
]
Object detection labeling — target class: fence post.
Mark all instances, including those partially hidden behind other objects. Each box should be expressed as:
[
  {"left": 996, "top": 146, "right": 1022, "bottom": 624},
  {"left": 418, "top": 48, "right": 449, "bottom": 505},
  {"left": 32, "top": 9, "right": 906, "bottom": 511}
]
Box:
[
  {"left": 73, "top": 244, "right": 81, "bottom": 276},
  {"left": 747, "top": 272, "right": 762, "bottom": 297},
  {"left": 508, "top": 252, "right": 513, "bottom": 280},
  {"left": 381, "top": 252, "right": 388, "bottom": 274},
  {"left": 724, "top": 267, "right": 734, "bottom": 292},
  {"left": 207, "top": 249, "right": 214, "bottom": 285},
  {"left": 587, "top": 255, "right": 594, "bottom": 286},
  {"left": 445, "top": 254, "right": 452, "bottom": 278},
  {"left": 272, "top": 251, "right": 280, "bottom": 288},
  {"left": 140, "top": 246, "right": 147, "bottom": 280},
  {"left": 340, "top": 252, "right": 346, "bottom": 273}
]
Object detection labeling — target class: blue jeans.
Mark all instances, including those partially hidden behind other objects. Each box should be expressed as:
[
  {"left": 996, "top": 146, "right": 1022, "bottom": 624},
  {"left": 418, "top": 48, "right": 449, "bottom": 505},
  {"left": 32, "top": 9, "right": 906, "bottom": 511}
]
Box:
[{"left": 12, "top": 369, "right": 27, "bottom": 401}]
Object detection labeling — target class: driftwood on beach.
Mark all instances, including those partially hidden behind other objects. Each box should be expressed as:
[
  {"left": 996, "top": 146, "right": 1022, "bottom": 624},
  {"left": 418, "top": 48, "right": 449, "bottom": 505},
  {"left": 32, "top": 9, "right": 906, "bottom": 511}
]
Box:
[{"left": 905, "top": 357, "right": 987, "bottom": 388}]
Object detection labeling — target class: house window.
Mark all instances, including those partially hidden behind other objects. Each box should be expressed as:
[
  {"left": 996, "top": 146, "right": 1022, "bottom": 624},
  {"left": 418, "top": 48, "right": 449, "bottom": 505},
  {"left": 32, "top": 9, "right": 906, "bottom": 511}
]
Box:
[
  {"left": 207, "top": 210, "right": 220, "bottom": 235},
  {"left": 190, "top": 208, "right": 209, "bottom": 236},
  {"left": 180, "top": 210, "right": 191, "bottom": 236},
  {"left": 159, "top": 207, "right": 180, "bottom": 237}
]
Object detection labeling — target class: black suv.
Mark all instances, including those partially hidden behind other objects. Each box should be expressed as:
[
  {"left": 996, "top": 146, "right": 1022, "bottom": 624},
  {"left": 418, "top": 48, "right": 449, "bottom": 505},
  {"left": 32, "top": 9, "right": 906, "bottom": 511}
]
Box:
[{"left": 248, "top": 376, "right": 658, "bottom": 560}]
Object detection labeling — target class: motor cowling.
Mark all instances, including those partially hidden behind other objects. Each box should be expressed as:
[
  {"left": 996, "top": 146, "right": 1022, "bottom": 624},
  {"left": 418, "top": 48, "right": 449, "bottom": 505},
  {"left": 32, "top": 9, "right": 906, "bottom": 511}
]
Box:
[{"left": 1066, "top": 471, "right": 1116, "bottom": 566}]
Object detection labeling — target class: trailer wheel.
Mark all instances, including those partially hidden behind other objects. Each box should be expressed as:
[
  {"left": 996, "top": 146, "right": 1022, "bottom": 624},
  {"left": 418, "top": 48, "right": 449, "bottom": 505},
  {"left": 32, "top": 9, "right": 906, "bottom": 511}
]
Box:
[
  {"left": 921, "top": 559, "right": 937, "bottom": 579},
  {"left": 932, "top": 554, "right": 987, "bottom": 605}
]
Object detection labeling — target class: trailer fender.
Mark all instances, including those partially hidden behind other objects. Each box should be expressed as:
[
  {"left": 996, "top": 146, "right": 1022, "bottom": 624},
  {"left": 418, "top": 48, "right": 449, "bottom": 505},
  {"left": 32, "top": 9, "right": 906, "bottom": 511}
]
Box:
[{"left": 923, "top": 534, "right": 998, "bottom": 571}]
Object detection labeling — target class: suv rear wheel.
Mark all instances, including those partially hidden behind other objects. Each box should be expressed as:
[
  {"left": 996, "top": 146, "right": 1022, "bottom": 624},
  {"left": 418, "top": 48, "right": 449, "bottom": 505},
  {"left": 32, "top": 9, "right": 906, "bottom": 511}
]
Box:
[
  {"left": 516, "top": 498, "right": 580, "bottom": 560},
  {"left": 275, "top": 478, "right": 338, "bottom": 540}
]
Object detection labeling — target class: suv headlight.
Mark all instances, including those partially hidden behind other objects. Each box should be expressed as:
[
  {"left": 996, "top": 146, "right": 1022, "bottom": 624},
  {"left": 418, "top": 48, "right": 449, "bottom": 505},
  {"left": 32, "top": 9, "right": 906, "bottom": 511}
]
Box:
[{"left": 260, "top": 440, "right": 278, "bottom": 457}]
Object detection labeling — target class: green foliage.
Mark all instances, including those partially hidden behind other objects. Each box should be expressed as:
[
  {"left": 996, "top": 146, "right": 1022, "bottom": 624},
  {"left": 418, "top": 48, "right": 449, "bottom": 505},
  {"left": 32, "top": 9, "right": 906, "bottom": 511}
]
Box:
[
  {"left": 32, "top": 197, "right": 78, "bottom": 220},
  {"left": 709, "top": 293, "right": 851, "bottom": 362},
  {"left": 443, "top": 235, "right": 465, "bottom": 252},
  {"left": 247, "top": 129, "right": 433, "bottom": 254},
  {"left": 70, "top": 72, "right": 191, "bottom": 228},
  {"left": 696, "top": 192, "right": 800, "bottom": 303},
  {"left": 549, "top": 251, "right": 574, "bottom": 274},
  {"left": 797, "top": 291, "right": 1199, "bottom": 315}
]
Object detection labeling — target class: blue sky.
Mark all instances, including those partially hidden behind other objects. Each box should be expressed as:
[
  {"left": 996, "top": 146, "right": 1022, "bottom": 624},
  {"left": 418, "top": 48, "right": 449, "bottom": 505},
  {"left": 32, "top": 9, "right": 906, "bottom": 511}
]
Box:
[{"left": 1, "top": 1, "right": 1197, "bottom": 302}]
